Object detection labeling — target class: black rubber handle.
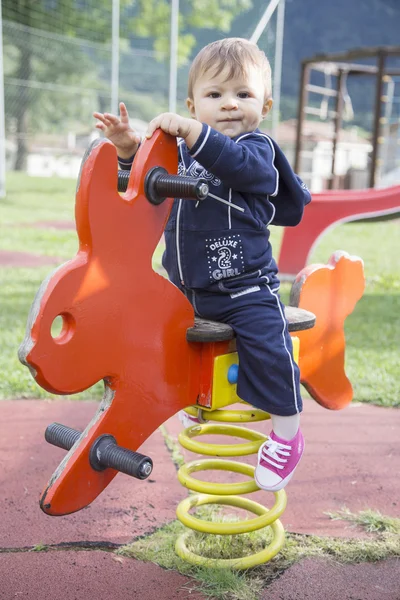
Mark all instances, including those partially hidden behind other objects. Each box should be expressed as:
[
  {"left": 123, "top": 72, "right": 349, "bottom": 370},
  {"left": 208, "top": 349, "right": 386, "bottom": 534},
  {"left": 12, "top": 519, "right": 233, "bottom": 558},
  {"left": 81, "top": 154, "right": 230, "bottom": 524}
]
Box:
[
  {"left": 117, "top": 167, "right": 209, "bottom": 204},
  {"left": 89, "top": 434, "right": 153, "bottom": 480},
  {"left": 45, "top": 422, "right": 80, "bottom": 449},
  {"left": 45, "top": 422, "right": 153, "bottom": 480},
  {"left": 117, "top": 170, "right": 131, "bottom": 192}
]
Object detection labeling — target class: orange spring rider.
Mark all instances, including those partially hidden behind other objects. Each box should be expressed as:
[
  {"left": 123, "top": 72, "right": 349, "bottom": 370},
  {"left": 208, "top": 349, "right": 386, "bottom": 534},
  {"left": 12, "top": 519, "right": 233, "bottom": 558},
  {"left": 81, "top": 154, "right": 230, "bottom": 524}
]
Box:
[{"left": 18, "top": 132, "right": 365, "bottom": 568}]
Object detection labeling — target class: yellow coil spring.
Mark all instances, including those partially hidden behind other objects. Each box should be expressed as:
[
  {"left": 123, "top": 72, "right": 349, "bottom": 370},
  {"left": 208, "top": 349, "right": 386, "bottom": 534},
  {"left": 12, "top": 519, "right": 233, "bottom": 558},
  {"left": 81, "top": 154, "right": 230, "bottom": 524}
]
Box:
[{"left": 175, "top": 405, "right": 287, "bottom": 569}]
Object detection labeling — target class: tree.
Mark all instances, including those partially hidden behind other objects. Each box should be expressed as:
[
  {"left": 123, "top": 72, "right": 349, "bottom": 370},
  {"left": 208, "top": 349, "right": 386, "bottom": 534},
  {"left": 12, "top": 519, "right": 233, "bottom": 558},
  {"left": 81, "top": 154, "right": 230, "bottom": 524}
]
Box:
[
  {"left": 3, "top": 0, "right": 135, "bottom": 169},
  {"left": 130, "top": 0, "right": 251, "bottom": 64},
  {"left": 3, "top": 0, "right": 252, "bottom": 170}
]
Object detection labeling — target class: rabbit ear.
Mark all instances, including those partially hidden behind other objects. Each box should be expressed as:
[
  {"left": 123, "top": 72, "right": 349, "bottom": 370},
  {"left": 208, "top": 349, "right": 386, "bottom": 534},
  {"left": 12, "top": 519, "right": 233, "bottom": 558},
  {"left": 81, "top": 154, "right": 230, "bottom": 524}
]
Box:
[
  {"left": 76, "top": 137, "right": 118, "bottom": 193},
  {"left": 74, "top": 133, "right": 179, "bottom": 261},
  {"left": 75, "top": 138, "right": 119, "bottom": 248},
  {"left": 327, "top": 251, "right": 366, "bottom": 312},
  {"left": 292, "top": 252, "right": 365, "bottom": 410}
]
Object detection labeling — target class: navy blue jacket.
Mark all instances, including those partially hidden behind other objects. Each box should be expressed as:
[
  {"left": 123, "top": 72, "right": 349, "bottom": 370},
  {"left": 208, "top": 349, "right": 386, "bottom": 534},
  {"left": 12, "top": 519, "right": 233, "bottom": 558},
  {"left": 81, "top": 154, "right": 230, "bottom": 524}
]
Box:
[{"left": 120, "top": 124, "right": 311, "bottom": 292}]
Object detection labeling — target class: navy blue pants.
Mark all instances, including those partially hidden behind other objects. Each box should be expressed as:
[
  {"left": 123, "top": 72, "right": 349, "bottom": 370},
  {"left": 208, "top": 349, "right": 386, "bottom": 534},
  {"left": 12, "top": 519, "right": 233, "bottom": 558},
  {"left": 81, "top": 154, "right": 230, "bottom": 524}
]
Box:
[{"left": 186, "top": 279, "right": 302, "bottom": 417}]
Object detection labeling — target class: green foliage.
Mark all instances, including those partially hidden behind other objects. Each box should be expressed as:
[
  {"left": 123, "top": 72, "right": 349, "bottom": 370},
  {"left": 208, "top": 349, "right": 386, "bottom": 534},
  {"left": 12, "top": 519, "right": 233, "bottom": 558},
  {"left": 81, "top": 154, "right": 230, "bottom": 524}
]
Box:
[
  {"left": 121, "top": 87, "right": 169, "bottom": 122},
  {"left": 131, "top": 0, "right": 252, "bottom": 64},
  {"left": 3, "top": 0, "right": 134, "bottom": 43},
  {"left": 3, "top": 23, "right": 108, "bottom": 134}
]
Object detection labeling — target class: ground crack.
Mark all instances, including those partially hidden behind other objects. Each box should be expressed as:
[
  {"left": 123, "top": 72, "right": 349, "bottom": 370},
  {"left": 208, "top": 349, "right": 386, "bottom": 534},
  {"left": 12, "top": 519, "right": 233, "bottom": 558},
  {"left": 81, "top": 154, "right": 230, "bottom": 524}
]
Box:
[{"left": 0, "top": 540, "right": 122, "bottom": 553}]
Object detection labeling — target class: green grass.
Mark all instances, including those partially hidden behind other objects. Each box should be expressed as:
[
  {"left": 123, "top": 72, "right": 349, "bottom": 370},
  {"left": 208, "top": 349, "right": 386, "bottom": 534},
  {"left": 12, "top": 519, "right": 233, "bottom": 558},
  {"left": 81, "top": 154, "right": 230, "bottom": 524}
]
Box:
[
  {"left": 0, "top": 172, "right": 399, "bottom": 404},
  {"left": 326, "top": 507, "right": 400, "bottom": 534},
  {"left": 1, "top": 226, "right": 79, "bottom": 258},
  {"left": 3, "top": 172, "right": 76, "bottom": 225}
]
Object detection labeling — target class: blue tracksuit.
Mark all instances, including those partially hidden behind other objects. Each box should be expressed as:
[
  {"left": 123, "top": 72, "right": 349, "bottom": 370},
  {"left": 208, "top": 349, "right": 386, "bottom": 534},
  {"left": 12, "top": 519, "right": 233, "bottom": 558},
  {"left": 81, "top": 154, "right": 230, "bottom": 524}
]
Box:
[{"left": 120, "top": 124, "right": 311, "bottom": 416}]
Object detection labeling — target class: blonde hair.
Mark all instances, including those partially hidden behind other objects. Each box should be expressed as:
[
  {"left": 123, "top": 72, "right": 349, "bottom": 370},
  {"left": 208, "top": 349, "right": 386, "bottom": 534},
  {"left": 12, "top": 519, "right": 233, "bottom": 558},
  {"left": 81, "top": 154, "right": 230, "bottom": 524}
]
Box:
[{"left": 188, "top": 38, "right": 272, "bottom": 100}]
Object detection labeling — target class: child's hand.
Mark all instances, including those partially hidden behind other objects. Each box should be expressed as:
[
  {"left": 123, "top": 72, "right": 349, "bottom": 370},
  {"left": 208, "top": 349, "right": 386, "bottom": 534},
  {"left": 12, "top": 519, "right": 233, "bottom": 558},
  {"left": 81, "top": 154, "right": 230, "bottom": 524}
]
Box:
[
  {"left": 146, "top": 113, "right": 202, "bottom": 148},
  {"left": 93, "top": 102, "right": 141, "bottom": 159}
]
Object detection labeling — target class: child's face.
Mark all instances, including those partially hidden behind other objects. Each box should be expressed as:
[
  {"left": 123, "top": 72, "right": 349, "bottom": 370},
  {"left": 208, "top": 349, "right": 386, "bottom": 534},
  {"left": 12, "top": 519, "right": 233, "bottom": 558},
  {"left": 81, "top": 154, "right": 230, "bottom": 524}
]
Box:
[{"left": 187, "top": 64, "right": 272, "bottom": 138}]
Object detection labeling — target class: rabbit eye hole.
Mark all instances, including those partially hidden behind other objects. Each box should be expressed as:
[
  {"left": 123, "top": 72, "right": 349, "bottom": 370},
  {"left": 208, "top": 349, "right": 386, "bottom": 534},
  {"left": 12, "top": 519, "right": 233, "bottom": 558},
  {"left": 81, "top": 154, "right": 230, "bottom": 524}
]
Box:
[{"left": 51, "top": 313, "right": 76, "bottom": 344}]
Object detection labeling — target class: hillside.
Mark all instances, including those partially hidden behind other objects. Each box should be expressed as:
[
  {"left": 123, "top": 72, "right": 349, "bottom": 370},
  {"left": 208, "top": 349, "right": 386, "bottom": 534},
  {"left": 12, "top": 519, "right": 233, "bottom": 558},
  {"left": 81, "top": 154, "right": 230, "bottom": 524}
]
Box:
[
  {"left": 281, "top": 0, "right": 400, "bottom": 97},
  {"left": 192, "top": 0, "right": 400, "bottom": 122}
]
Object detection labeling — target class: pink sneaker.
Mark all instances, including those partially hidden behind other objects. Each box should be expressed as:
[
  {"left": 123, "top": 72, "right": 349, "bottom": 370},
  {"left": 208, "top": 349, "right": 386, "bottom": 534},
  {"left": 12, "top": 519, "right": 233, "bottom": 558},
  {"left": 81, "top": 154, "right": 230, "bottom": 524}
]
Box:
[{"left": 254, "top": 429, "right": 304, "bottom": 492}]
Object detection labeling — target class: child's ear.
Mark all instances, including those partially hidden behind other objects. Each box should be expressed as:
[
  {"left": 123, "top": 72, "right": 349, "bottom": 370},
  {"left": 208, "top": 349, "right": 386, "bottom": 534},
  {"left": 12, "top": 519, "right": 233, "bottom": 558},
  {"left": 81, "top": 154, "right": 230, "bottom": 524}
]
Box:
[
  {"left": 262, "top": 98, "right": 273, "bottom": 119},
  {"left": 186, "top": 97, "right": 196, "bottom": 118}
]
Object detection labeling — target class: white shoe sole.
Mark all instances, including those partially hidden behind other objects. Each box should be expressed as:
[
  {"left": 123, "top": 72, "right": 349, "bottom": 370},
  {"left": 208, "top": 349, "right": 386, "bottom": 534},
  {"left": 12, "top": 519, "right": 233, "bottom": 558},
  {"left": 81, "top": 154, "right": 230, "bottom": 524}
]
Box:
[{"left": 254, "top": 467, "right": 296, "bottom": 492}]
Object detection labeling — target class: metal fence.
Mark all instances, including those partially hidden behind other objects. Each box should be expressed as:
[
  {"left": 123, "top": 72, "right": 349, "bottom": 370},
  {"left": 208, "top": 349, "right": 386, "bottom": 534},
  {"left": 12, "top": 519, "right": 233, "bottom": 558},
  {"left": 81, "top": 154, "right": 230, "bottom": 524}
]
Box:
[
  {"left": 2, "top": 19, "right": 175, "bottom": 177},
  {"left": 1, "top": 2, "right": 280, "bottom": 182}
]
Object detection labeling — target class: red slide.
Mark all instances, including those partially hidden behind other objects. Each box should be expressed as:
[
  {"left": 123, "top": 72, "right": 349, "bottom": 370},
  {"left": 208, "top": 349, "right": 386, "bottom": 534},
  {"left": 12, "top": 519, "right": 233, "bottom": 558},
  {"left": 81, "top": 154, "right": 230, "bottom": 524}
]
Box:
[{"left": 278, "top": 185, "right": 400, "bottom": 277}]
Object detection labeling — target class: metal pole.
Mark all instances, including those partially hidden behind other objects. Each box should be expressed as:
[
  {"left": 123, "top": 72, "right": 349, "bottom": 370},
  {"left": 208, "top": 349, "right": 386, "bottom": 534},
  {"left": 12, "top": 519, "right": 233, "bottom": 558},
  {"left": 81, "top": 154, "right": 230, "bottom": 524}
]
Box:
[
  {"left": 169, "top": 0, "right": 179, "bottom": 113},
  {"left": 294, "top": 62, "right": 309, "bottom": 174},
  {"left": 111, "top": 0, "right": 120, "bottom": 115},
  {"left": 369, "top": 50, "right": 386, "bottom": 188},
  {"left": 328, "top": 69, "right": 344, "bottom": 190},
  {"left": 271, "top": 0, "right": 285, "bottom": 137},
  {"left": 250, "top": 0, "right": 281, "bottom": 44},
  {"left": 380, "top": 75, "right": 394, "bottom": 178},
  {"left": 0, "top": 0, "right": 6, "bottom": 197}
]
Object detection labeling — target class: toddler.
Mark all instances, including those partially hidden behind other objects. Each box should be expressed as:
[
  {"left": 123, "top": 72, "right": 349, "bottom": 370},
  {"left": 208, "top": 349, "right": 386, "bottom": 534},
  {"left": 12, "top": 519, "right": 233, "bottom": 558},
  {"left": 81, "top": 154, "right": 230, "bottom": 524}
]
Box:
[{"left": 93, "top": 38, "right": 311, "bottom": 492}]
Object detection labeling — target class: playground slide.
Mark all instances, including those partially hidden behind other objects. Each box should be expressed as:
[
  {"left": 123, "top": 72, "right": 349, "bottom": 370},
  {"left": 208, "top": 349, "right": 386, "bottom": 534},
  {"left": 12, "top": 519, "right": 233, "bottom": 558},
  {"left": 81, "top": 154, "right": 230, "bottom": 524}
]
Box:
[{"left": 277, "top": 185, "right": 400, "bottom": 277}]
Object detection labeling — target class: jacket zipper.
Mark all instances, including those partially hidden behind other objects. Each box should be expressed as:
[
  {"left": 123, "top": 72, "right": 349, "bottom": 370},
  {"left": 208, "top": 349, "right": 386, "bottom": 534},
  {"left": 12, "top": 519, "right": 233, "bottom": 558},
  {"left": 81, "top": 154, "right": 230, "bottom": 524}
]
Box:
[{"left": 176, "top": 198, "right": 184, "bottom": 285}]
